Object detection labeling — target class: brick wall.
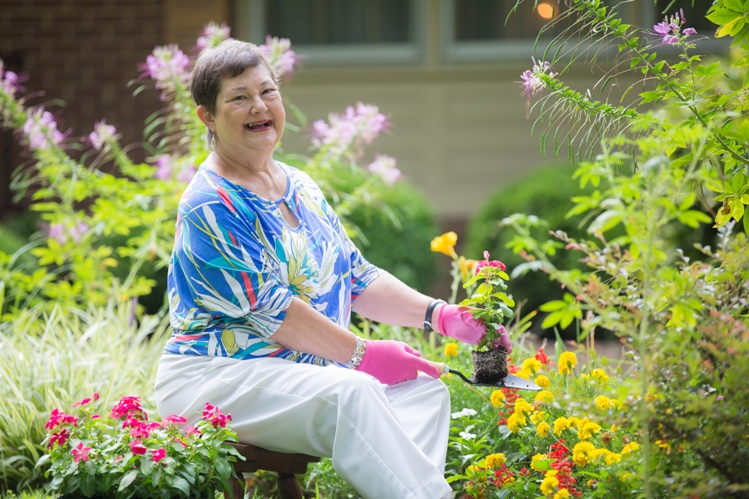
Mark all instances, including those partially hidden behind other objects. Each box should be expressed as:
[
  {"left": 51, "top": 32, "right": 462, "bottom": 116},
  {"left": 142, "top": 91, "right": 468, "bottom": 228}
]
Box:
[{"left": 0, "top": 0, "right": 166, "bottom": 216}]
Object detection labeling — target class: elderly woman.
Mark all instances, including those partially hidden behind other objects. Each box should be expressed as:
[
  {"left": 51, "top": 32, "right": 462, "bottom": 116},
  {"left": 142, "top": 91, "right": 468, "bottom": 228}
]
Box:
[{"left": 154, "top": 39, "right": 510, "bottom": 499}]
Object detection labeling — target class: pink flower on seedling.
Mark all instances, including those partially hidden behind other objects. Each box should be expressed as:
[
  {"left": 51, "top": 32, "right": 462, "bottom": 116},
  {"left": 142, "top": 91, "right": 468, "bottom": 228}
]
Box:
[
  {"left": 72, "top": 442, "right": 92, "bottom": 463},
  {"left": 202, "top": 402, "right": 232, "bottom": 428},
  {"left": 162, "top": 414, "right": 187, "bottom": 426},
  {"left": 152, "top": 448, "right": 166, "bottom": 463},
  {"left": 185, "top": 425, "right": 201, "bottom": 437},
  {"left": 45, "top": 408, "right": 78, "bottom": 430},
  {"left": 48, "top": 429, "right": 70, "bottom": 448},
  {"left": 130, "top": 440, "right": 147, "bottom": 456},
  {"left": 475, "top": 251, "right": 506, "bottom": 275},
  {"left": 111, "top": 395, "right": 147, "bottom": 421}
]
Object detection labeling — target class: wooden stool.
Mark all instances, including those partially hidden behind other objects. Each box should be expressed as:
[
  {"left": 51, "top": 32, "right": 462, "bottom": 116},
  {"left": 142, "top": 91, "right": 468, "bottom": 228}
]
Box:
[{"left": 225, "top": 442, "right": 321, "bottom": 499}]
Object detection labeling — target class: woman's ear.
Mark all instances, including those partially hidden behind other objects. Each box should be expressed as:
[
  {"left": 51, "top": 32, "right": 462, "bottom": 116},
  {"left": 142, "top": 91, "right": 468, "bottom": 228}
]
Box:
[{"left": 197, "top": 105, "right": 215, "bottom": 131}]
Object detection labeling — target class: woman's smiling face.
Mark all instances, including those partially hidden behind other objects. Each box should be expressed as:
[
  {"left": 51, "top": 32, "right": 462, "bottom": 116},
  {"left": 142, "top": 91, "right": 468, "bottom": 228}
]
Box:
[{"left": 206, "top": 64, "right": 285, "bottom": 158}]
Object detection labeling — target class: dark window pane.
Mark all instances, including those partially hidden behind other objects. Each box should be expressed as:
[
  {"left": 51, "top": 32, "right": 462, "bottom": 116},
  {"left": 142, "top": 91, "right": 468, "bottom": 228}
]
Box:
[
  {"left": 655, "top": 0, "right": 714, "bottom": 34},
  {"left": 266, "top": 0, "right": 411, "bottom": 45},
  {"left": 455, "top": 0, "right": 572, "bottom": 41}
]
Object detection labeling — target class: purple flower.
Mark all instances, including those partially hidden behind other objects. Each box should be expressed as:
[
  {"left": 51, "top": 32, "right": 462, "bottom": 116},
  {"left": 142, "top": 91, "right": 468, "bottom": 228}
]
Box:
[
  {"left": 0, "top": 60, "right": 24, "bottom": 96},
  {"left": 653, "top": 9, "right": 696, "bottom": 45},
  {"left": 140, "top": 45, "right": 190, "bottom": 100},
  {"left": 22, "top": 107, "right": 65, "bottom": 150},
  {"left": 367, "top": 154, "right": 401, "bottom": 186},
  {"left": 48, "top": 223, "right": 66, "bottom": 245},
  {"left": 519, "top": 57, "right": 555, "bottom": 100},
  {"left": 176, "top": 163, "right": 196, "bottom": 183},
  {"left": 154, "top": 154, "right": 173, "bottom": 180},
  {"left": 69, "top": 222, "right": 88, "bottom": 243},
  {"left": 311, "top": 102, "right": 390, "bottom": 159},
  {"left": 196, "top": 22, "right": 231, "bottom": 53},
  {"left": 88, "top": 120, "right": 117, "bottom": 150},
  {"left": 46, "top": 220, "right": 87, "bottom": 244},
  {"left": 258, "top": 36, "right": 302, "bottom": 79}
]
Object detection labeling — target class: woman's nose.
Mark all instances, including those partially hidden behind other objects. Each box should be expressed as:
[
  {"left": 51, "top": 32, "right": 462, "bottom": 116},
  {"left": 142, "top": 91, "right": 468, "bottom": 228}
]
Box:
[{"left": 250, "top": 96, "right": 268, "bottom": 114}]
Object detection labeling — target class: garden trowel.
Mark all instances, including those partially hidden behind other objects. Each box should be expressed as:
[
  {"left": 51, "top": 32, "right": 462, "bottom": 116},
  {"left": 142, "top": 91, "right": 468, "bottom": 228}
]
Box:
[{"left": 428, "top": 361, "right": 542, "bottom": 391}]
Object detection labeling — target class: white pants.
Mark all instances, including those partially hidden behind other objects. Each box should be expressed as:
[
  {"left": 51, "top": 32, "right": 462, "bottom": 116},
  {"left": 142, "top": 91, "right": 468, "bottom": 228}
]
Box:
[{"left": 154, "top": 354, "right": 453, "bottom": 499}]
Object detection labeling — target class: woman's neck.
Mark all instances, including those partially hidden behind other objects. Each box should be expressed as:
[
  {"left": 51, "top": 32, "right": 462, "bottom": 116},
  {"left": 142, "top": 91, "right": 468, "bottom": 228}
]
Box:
[{"left": 207, "top": 150, "right": 285, "bottom": 200}]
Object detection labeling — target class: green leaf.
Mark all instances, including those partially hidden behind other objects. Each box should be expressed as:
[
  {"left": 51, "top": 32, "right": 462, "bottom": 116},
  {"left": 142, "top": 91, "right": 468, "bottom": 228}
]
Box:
[
  {"left": 542, "top": 311, "right": 565, "bottom": 329},
  {"left": 118, "top": 470, "right": 138, "bottom": 492},
  {"left": 80, "top": 474, "right": 97, "bottom": 497},
  {"left": 744, "top": 209, "right": 749, "bottom": 234},
  {"left": 706, "top": 9, "right": 742, "bottom": 26},
  {"left": 171, "top": 475, "right": 190, "bottom": 496},
  {"left": 730, "top": 197, "right": 745, "bottom": 221},
  {"left": 724, "top": 0, "right": 746, "bottom": 12},
  {"left": 215, "top": 458, "right": 231, "bottom": 480},
  {"left": 735, "top": 54, "right": 749, "bottom": 67},
  {"left": 540, "top": 300, "right": 567, "bottom": 312},
  {"left": 677, "top": 210, "right": 712, "bottom": 228}
]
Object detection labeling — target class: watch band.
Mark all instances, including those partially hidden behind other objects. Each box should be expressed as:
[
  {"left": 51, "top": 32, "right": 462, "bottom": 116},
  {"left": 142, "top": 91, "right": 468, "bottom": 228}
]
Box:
[
  {"left": 423, "top": 299, "right": 446, "bottom": 333},
  {"left": 346, "top": 336, "right": 367, "bottom": 369}
]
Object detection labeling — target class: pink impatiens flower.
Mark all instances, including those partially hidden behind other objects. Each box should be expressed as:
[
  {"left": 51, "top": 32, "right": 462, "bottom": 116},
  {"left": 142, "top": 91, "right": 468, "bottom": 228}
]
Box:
[
  {"left": 162, "top": 414, "right": 187, "bottom": 426},
  {"left": 475, "top": 250, "right": 507, "bottom": 275},
  {"left": 202, "top": 402, "right": 232, "bottom": 428},
  {"left": 152, "top": 448, "right": 166, "bottom": 463},
  {"left": 48, "top": 429, "right": 70, "bottom": 449},
  {"left": 111, "top": 395, "right": 147, "bottom": 421},
  {"left": 45, "top": 408, "right": 78, "bottom": 430},
  {"left": 130, "top": 440, "right": 147, "bottom": 455},
  {"left": 72, "top": 442, "right": 92, "bottom": 463}
]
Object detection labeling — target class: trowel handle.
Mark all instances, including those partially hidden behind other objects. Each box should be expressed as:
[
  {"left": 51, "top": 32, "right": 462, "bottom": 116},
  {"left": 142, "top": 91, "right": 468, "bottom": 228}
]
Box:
[{"left": 425, "top": 360, "right": 448, "bottom": 376}]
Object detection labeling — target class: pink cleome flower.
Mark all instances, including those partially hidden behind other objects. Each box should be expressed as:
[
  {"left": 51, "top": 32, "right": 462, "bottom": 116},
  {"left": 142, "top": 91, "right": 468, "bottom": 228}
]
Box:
[
  {"left": 89, "top": 120, "right": 117, "bottom": 151},
  {"left": 258, "top": 36, "right": 302, "bottom": 79},
  {"left": 140, "top": 45, "right": 191, "bottom": 100},
  {"left": 366, "top": 154, "right": 402, "bottom": 186},
  {"left": 653, "top": 9, "right": 696, "bottom": 45},
  {"left": 196, "top": 22, "right": 231, "bottom": 53},
  {"left": 22, "top": 107, "right": 65, "bottom": 150},
  {"left": 311, "top": 103, "right": 390, "bottom": 159}
]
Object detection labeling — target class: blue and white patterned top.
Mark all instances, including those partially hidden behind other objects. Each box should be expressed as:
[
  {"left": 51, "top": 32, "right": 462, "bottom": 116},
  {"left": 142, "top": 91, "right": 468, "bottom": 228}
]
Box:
[{"left": 163, "top": 162, "right": 383, "bottom": 365}]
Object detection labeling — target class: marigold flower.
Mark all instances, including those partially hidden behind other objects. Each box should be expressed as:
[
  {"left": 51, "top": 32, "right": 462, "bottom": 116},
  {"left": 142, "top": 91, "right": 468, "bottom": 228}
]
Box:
[
  {"left": 540, "top": 470, "right": 559, "bottom": 495},
  {"left": 530, "top": 411, "right": 546, "bottom": 424},
  {"left": 506, "top": 413, "right": 522, "bottom": 432},
  {"left": 553, "top": 489, "right": 570, "bottom": 499},
  {"left": 444, "top": 343, "right": 458, "bottom": 358},
  {"left": 558, "top": 352, "right": 577, "bottom": 375},
  {"left": 605, "top": 451, "right": 622, "bottom": 465},
  {"left": 534, "top": 390, "right": 554, "bottom": 404},
  {"left": 521, "top": 357, "right": 543, "bottom": 376},
  {"left": 537, "top": 421, "right": 551, "bottom": 438},
  {"left": 514, "top": 398, "right": 533, "bottom": 416},
  {"left": 589, "top": 368, "right": 609, "bottom": 382},
  {"left": 585, "top": 422, "right": 606, "bottom": 440},
  {"left": 645, "top": 391, "right": 658, "bottom": 402},
  {"left": 516, "top": 368, "right": 531, "bottom": 380},
  {"left": 622, "top": 442, "right": 640, "bottom": 455},
  {"left": 610, "top": 424, "right": 618, "bottom": 432},
  {"left": 534, "top": 374, "right": 550, "bottom": 388},
  {"left": 430, "top": 232, "right": 458, "bottom": 257},
  {"left": 594, "top": 395, "right": 615, "bottom": 410},
  {"left": 553, "top": 417, "right": 570, "bottom": 436},
  {"left": 531, "top": 453, "right": 548, "bottom": 471},
  {"left": 572, "top": 442, "right": 596, "bottom": 466},
  {"left": 485, "top": 453, "right": 506, "bottom": 469},
  {"left": 490, "top": 389, "right": 505, "bottom": 408}
]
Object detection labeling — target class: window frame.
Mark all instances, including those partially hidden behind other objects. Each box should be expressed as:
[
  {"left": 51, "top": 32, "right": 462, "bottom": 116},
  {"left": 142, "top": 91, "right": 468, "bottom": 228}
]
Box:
[
  {"left": 242, "top": 0, "right": 427, "bottom": 66},
  {"left": 441, "top": 0, "right": 729, "bottom": 63}
]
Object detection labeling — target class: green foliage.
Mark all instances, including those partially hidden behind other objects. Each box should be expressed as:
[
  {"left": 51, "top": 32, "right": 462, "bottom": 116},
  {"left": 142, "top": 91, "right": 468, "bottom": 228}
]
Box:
[
  {"left": 0, "top": 300, "right": 169, "bottom": 492},
  {"left": 466, "top": 164, "right": 592, "bottom": 328}
]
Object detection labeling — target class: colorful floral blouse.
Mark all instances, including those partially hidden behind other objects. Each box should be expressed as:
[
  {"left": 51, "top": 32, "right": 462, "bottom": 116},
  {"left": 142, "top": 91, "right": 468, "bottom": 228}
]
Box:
[{"left": 163, "top": 162, "right": 383, "bottom": 365}]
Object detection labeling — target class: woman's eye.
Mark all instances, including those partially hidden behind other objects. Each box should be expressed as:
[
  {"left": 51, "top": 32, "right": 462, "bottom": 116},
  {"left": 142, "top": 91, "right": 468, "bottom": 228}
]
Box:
[
  {"left": 263, "top": 88, "right": 276, "bottom": 95},
  {"left": 232, "top": 95, "right": 245, "bottom": 100}
]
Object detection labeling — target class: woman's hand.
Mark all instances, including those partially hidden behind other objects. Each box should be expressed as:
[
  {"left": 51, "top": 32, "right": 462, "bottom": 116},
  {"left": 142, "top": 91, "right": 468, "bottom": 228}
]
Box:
[
  {"left": 355, "top": 340, "right": 442, "bottom": 385},
  {"left": 436, "top": 304, "right": 513, "bottom": 353}
]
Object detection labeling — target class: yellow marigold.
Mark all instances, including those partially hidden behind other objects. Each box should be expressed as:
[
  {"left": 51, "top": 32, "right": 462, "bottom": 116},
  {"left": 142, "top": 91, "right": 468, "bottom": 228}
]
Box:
[
  {"left": 622, "top": 442, "right": 640, "bottom": 455},
  {"left": 621, "top": 472, "right": 631, "bottom": 481},
  {"left": 430, "top": 232, "right": 457, "bottom": 257},
  {"left": 540, "top": 470, "right": 559, "bottom": 495},
  {"left": 531, "top": 453, "right": 548, "bottom": 471},
  {"left": 521, "top": 357, "right": 543, "bottom": 375},
  {"left": 573, "top": 441, "right": 596, "bottom": 466},
  {"left": 530, "top": 411, "right": 547, "bottom": 424},
  {"left": 590, "top": 368, "right": 609, "bottom": 382},
  {"left": 485, "top": 453, "right": 506, "bottom": 469},
  {"left": 655, "top": 439, "right": 671, "bottom": 451},
  {"left": 534, "top": 390, "right": 554, "bottom": 404},
  {"left": 588, "top": 448, "right": 608, "bottom": 463},
  {"left": 537, "top": 421, "right": 551, "bottom": 438},
  {"left": 553, "top": 489, "right": 570, "bottom": 499},
  {"left": 516, "top": 368, "right": 531, "bottom": 380},
  {"left": 490, "top": 389, "right": 505, "bottom": 408},
  {"left": 534, "top": 374, "right": 551, "bottom": 388},
  {"left": 578, "top": 421, "right": 602, "bottom": 440},
  {"left": 605, "top": 451, "right": 622, "bottom": 465},
  {"left": 507, "top": 413, "right": 522, "bottom": 432},
  {"left": 558, "top": 351, "right": 577, "bottom": 375},
  {"left": 444, "top": 343, "right": 458, "bottom": 358},
  {"left": 514, "top": 398, "right": 534, "bottom": 416},
  {"left": 645, "top": 391, "right": 659, "bottom": 402},
  {"left": 567, "top": 416, "right": 583, "bottom": 428},
  {"left": 553, "top": 417, "right": 570, "bottom": 436},
  {"left": 610, "top": 424, "right": 619, "bottom": 432},
  {"left": 594, "top": 395, "right": 615, "bottom": 410}
]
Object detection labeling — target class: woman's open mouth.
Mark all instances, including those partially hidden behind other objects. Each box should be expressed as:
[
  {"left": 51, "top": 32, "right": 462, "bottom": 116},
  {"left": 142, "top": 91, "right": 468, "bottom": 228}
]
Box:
[{"left": 244, "top": 120, "right": 272, "bottom": 132}]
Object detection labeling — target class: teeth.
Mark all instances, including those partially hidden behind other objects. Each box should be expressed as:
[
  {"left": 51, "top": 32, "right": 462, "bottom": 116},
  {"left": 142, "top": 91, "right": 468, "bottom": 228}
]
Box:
[{"left": 247, "top": 122, "right": 268, "bottom": 129}]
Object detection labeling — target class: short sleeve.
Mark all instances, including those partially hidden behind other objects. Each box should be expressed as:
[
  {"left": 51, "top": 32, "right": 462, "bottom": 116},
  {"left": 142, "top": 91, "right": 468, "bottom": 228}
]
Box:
[{"left": 170, "top": 199, "right": 295, "bottom": 339}]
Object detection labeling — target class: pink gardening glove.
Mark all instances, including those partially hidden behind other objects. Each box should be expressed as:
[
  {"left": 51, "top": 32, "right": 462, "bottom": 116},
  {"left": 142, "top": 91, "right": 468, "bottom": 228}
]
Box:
[
  {"left": 355, "top": 339, "right": 442, "bottom": 385},
  {"left": 437, "top": 305, "right": 513, "bottom": 353}
]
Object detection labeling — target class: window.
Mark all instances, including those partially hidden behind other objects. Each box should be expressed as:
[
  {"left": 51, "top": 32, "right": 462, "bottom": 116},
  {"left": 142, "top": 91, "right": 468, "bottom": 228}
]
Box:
[
  {"left": 241, "top": 0, "right": 424, "bottom": 65},
  {"left": 454, "top": 0, "right": 572, "bottom": 42}
]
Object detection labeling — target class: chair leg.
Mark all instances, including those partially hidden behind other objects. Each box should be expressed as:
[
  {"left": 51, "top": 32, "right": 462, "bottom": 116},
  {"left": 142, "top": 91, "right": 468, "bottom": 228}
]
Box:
[
  {"left": 277, "top": 473, "right": 303, "bottom": 499},
  {"left": 226, "top": 474, "right": 245, "bottom": 499}
]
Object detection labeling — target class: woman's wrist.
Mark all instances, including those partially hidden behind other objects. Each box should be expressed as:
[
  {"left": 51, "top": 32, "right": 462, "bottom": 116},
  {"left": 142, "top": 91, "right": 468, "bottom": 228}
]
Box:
[
  {"left": 423, "top": 299, "right": 446, "bottom": 334},
  {"left": 346, "top": 336, "right": 367, "bottom": 369}
]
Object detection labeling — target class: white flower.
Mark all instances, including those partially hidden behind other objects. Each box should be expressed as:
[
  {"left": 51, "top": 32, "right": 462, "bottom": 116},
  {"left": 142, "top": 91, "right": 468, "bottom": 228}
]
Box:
[
  {"left": 451, "top": 408, "right": 477, "bottom": 419},
  {"left": 459, "top": 431, "right": 477, "bottom": 440}
]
